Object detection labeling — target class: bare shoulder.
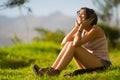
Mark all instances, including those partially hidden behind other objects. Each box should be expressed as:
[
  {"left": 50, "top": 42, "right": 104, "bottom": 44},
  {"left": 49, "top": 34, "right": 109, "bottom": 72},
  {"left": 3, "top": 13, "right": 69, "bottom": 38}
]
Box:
[
  {"left": 95, "top": 25, "right": 104, "bottom": 33},
  {"left": 92, "top": 25, "right": 105, "bottom": 37}
]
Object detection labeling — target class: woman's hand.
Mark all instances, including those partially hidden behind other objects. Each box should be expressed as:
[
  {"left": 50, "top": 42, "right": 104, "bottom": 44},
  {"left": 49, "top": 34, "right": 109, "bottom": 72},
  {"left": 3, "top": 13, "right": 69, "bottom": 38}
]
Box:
[
  {"left": 75, "top": 20, "right": 80, "bottom": 27},
  {"left": 79, "top": 18, "right": 94, "bottom": 30},
  {"left": 73, "top": 31, "right": 81, "bottom": 47}
]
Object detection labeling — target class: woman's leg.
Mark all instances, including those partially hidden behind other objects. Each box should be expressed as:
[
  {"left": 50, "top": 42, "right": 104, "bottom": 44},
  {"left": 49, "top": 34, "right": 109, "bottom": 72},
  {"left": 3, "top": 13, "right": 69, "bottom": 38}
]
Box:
[
  {"left": 74, "top": 47, "right": 103, "bottom": 69},
  {"left": 55, "top": 42, "right": 75, "bottom": 71},
  {"left": 32, "top": 43, "right": 70, "bottom": 76},
  {"left": 52, "top": 42, "right": 69, "bottom": 68},
  {"left": 73, "top": 57, "right": 86, "bottom": 69},
  {"left": 54, "top": 42, "right": 103, "bottom": 71}
]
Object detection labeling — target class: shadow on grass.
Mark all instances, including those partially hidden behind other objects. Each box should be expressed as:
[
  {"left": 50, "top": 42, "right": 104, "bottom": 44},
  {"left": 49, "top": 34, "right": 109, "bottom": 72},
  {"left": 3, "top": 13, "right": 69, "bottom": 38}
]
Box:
[
  {"left": 63, "top": 64, "right": 120, "bottom": 76},
  {"left": 94, "top": 65, "right": 120, "bottom": 74},
  {"left": 0, "top": 52, "right": 35, "bottom": 69},
  {"left": 108, "top": 66, "right": 120, "bottom": 71}
]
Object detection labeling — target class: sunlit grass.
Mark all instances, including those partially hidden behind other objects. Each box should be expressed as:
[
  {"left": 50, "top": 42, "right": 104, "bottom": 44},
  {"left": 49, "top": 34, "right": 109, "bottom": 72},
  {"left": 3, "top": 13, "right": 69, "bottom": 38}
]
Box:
[{"left": 0, "top": 41, "right": 120, "bottom": 80}]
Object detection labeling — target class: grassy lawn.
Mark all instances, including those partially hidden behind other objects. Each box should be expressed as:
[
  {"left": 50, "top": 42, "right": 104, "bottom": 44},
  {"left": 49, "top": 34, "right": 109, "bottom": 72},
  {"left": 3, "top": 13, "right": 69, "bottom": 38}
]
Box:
[{"left": 0, "top": 41, "right": 120, "bottom": 80}]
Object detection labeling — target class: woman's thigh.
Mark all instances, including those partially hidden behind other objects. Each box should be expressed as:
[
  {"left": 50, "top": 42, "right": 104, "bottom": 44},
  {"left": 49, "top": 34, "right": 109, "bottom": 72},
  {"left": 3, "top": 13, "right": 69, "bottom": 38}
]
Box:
[{"left": 74, "top": 46, "right": 103, "bottom": 69}]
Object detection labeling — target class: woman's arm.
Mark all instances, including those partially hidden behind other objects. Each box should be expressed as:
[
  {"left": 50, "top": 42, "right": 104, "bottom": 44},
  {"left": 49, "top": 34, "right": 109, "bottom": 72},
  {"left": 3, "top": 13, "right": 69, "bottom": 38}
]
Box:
[
  {"left": 61, "top": 26, "right": 78, "bottom": 47},
  {"left": 73, "top": 18, "right": 98, "bottom": 47},
  {"left": 73, "top": 26, "right": 101, "bottom": 47},
  {"left": 61, "top": 20, "right": 80, "bottom": 46},
  {"left": 73, "top": 24, "right": 83, "bottom": 47},
  {"left": 61, "top": 20, "right": 81, "bottom": 47}
]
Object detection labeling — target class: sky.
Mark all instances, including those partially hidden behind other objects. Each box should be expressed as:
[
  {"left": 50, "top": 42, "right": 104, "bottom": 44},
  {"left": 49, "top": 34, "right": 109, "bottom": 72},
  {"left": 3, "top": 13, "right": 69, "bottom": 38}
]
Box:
[{"left": 0, "top": 0, "right": 94, "bottom": 17}]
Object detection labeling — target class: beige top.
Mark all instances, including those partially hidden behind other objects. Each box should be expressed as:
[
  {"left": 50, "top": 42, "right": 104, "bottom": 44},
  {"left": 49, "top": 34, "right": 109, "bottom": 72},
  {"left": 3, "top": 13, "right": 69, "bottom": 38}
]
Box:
[{"left": 83, "top": 35, "right": 110, "bottom": 61}]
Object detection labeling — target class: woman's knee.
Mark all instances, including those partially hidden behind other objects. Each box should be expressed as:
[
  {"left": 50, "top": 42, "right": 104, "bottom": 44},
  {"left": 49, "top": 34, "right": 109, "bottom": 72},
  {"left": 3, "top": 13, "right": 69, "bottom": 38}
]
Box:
[
  {"left": 67, "top": 41, "right": 74, "bottom": 47},
  {"left": 65, "top": 41, "right": 72, "bottom": 45},
  {"left": 64, "top": 41, "right": 75, "bottom": 51}
]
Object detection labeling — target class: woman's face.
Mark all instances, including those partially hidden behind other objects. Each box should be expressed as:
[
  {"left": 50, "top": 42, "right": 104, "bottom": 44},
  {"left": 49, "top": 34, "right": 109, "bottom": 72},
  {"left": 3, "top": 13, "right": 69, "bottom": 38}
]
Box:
[{"left": 76, "top": 9, "right": 86, "bottom": 24}]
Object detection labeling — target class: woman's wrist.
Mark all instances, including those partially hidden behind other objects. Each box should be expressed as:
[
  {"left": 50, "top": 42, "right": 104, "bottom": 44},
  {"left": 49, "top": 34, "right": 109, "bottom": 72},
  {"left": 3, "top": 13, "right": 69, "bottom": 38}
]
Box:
[
  {"left": 74, "top": 26, "right": 80, "bottom": 31},
  {"left": 78, "top": 26, "right": 83, "bottom": 31},
  {"left": 75, "top": 25, "right": 80, "bottom": 29},
  {"left": 78, "top": 30, "right": 82, "bottom": 33}
]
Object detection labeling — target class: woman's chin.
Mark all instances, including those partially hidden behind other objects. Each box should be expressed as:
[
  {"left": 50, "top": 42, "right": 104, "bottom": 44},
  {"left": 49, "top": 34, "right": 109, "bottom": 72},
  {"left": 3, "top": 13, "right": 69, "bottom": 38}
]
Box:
[
  {"left": 78, "top": 21, "right": 81, "bottom": 24},
  {"left": 79, "top": 22, "right": 83, "bottom": 25}
]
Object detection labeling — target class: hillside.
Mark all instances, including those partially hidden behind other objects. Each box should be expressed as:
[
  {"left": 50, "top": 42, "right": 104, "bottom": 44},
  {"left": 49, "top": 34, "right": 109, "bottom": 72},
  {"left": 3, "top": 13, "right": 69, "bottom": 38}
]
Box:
[{"left": 0, "top": 11, "right": 75, "bottom": 47}]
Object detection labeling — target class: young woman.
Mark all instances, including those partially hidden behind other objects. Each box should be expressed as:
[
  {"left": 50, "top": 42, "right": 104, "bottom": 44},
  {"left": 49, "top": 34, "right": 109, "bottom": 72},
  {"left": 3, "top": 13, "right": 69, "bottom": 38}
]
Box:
[{"left": 33, "top": 7, "right": 111, "bottom": 76}]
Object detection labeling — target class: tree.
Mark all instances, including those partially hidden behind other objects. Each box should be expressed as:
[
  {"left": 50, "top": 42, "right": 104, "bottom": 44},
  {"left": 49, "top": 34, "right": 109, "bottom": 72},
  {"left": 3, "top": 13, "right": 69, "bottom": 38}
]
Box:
[
  {"left": 0, "top": 0, "right": 32, "bottom": 42},
  {"left": 11, "top": 34, "right": 22, "bottom": 44},
  {"left": 92, "top": 0, "right": 120, "bottom": 27},
  {"left": 111, "top": 0, "right": 120, "bottom": 27},
  {"left": 98, "top": 23, "right": 120, "bottom": 48},
  {"left": 0, "top": 0, "right": 31, "bottom": 11},
  {"left": 34, "top": 27, "right": 65, "bottom": 43}
]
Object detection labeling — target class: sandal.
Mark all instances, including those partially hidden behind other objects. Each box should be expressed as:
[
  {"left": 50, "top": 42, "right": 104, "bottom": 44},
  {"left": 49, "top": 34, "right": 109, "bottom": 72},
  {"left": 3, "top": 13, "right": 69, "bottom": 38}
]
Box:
[
  {"left": 46, "top": 67, "right": 60, "bottom": 76},
  {"left": 32, "top": 64, "right": 44, "bottom": 76},
  {"left": 32, "top": 64, "right": 60, "bottom": 76}
]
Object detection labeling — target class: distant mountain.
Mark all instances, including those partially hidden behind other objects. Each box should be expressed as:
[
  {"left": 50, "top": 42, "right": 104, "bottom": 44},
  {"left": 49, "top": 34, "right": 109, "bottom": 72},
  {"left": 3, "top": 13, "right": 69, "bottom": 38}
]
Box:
[{"left": 0, "top": 11, "right": 75, "bottom": 47}]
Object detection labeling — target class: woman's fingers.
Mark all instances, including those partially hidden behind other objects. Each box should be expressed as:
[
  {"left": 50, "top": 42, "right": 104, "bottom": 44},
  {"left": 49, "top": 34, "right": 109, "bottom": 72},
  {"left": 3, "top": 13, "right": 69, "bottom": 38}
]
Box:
[
  {"left": 82, "top": 18, "right": 94, "bottom": 26},
  {"left": 75, "top": 20, "right": 81, "bottom": 27},
  {"left": 76, "top": 18, "right": 94, "bottom": 29}
]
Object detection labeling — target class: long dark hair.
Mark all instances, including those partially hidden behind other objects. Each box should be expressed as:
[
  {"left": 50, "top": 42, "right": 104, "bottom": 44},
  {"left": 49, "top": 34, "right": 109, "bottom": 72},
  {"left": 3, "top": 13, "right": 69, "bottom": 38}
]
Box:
[{"left": 80, "top": 7, "right": 98, "bottom": 26}]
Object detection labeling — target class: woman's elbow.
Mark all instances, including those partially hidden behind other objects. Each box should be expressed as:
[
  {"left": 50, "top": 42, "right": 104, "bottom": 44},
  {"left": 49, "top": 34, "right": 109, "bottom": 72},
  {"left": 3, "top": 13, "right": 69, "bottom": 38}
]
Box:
[{"left": 61, "top": 42, "right": 66, "bottom": 47}]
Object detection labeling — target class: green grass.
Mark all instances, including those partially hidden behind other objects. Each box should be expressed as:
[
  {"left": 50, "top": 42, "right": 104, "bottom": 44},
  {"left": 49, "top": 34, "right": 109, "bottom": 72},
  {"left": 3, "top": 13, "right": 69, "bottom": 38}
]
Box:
[{"left": 0, "top": 41, "right": 120, "bottom": 80}]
